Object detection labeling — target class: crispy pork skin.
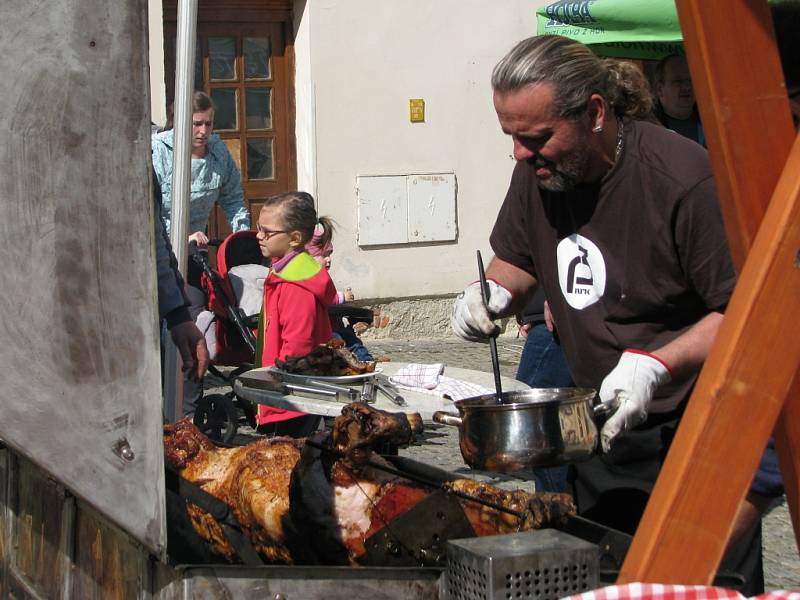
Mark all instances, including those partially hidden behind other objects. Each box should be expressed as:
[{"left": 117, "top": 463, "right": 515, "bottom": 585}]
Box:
[
  {"left": 444, "top": 479, "right": 575, "bottom": 536},
  {"left": 331, "top": 403, "right": 413, "bottom": 470},
  {"left": 164, "top": 419, "right": 303, "bottom": 563}
]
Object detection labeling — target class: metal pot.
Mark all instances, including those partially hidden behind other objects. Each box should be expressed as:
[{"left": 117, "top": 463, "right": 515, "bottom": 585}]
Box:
[{"left": 432, "top": 388, "right": 599, "bottom": 473}]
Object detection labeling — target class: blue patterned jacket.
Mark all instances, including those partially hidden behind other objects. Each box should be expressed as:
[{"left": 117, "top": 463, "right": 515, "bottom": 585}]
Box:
[{"left": 151, "top": 129, "right": 250, "bottom": 235}]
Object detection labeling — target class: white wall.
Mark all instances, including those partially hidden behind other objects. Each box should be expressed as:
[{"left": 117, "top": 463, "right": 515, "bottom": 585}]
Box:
[
  {"left": 294, "top": 0, "right": 317, "bottom": 200},
  {"left": 148, "top": 0, "right": 167, "bottom": 128},
  {"left": 294, "top": 0, "right": 545, "bottom": 300}
]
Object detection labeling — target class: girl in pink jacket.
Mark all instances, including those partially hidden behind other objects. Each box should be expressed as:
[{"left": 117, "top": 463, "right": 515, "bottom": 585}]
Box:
[{"left": 255, "top": 191, "right": 338, "bottom": 433}]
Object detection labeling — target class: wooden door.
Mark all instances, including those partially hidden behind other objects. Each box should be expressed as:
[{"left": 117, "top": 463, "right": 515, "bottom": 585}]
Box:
[{"left": 163, "top": 3, "right": 295, "bottom": 240}]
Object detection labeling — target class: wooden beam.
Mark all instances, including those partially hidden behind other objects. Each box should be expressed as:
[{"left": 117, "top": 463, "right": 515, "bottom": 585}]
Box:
[
  {"left": 775, "top": 383, "right": 800, "bottom": 548},
  {"left": 619, "top": 0, "right": 800, "bottom": 583},
  {"left": 680, "top": 0, "right": 794, "bottom": 268},
  {"left": 620, "top": 127, "right": 800, "bottom": 585}
]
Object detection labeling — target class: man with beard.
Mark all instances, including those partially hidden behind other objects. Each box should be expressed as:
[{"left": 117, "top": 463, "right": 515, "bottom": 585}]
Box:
[{"left": 450, "top": 35, "right": 761, "bottom": 590}]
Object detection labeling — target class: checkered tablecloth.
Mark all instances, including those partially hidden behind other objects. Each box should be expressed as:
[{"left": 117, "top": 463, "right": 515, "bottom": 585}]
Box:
[
  {"left": 388, "top": 363, "right": 493, "bottom": 400},
  {"left": 563, "top": 584, "right": 800, "bottom": 600}
]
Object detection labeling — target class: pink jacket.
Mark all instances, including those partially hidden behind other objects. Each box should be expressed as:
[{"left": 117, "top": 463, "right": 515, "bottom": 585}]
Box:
[{"left": 257, "top": 251, "right": 337, "bottom": 425}]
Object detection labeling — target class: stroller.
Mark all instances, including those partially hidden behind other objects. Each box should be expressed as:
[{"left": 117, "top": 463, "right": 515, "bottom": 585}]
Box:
[
  {"left": 189, "top": 231, "right": 264, "bottom": 441},
  {"left": 189, "top": 231, "right": 374, "bottom": 443}
]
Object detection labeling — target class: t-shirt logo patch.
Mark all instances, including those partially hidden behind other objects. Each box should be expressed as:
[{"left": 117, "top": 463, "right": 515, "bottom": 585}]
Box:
[{"left": 556, "top": 234, "right": 606, "bottom": 310}]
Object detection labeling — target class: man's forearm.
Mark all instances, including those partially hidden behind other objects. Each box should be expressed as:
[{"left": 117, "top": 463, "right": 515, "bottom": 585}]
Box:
[
  {"left": 651, "top": 311, "right": 725, "bottom": 378},
  {"left": 484, "top": 256, "right": 538, "bottom": 317}
]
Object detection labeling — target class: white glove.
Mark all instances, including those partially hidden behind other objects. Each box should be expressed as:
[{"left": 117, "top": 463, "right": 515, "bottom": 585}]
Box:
[
  {"left": 598, "top": 350, "right": 672, "bottom": 452},
  {"left": 451, "top": 280, "right": 513, "bottom": 342}
]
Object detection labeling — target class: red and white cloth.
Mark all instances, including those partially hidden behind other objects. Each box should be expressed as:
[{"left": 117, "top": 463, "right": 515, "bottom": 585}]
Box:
[
  {"left": 389, "top": 363, "right": 445, "bottom": 389},
  {"left": 389, "top": 363, "right": 492, "bottom": 400},
  {"left": 563, "top": 584, "right": 800, "bottom": 600}
]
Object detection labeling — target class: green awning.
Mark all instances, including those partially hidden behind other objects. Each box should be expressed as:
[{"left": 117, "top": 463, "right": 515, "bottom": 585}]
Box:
[{"left": 536, "top": 0, "right": 685, "bottom": 59}]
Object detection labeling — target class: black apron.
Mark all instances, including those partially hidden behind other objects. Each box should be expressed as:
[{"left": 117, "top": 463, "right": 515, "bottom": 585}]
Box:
[{"left": 569, "top": 406, "right": 764, "bottom": 594}]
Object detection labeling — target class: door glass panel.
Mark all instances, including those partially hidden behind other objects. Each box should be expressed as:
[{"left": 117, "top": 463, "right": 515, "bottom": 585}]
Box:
[
  {"left": 245, "top": 88, "right": 272, "bottom": 129},
  {"left": 195, "top": 37, "right": 203, "bottom": 89},
  {"left": 208, "top": 37, "right": 236, "bottom": 80},
  {"left": 210, "top": 88, "right": 237, "bottom": 130},
  {"left": 244, "top": 37, "right": 271, "bottom": 79},
  {"left": 247, "top": 138, "right": 274, "bottom": 180}
]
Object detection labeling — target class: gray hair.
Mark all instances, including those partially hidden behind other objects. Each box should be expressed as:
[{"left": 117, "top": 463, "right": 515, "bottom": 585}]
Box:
[{"left": 492, "top": 35, "right": 654, "bottom": 121}]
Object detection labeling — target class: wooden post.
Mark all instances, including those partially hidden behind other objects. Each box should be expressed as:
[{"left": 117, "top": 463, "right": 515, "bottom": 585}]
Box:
[
  {"left": 619, "top": 0, "right": 800, "bottom": 583},
  {"left": 678, "top": 0, "right": 794, "bottom": 267},
  {"left": 775, "top": 396, "right": 800, "bottom": 546}
]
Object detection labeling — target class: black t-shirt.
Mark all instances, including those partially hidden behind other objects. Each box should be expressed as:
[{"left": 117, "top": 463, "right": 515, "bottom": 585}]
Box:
[
  {"left": 490, "top": 119, "right": 736, "bottom": 413},
  {"left": 662, "top": 113, "right": 703, "bottom": 145}
]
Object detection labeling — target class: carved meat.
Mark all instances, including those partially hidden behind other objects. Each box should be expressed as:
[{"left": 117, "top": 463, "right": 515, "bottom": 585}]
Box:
[
  {"left": 164, "top": 403, "right": 576, "bottom": 565},
  {"left": 443, "top": 479, "right": 575, "bottom": 536},
  {"left": 275, "top": 339, "right": 376, "bottom": 376},
  {"left": 331, "top": 402, "right": 413, "bottom": 469}
]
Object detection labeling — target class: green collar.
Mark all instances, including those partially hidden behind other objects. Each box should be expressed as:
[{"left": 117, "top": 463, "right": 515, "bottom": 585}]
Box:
[{"left": 272, "top": 251, "right": 321, "bottom": 281}]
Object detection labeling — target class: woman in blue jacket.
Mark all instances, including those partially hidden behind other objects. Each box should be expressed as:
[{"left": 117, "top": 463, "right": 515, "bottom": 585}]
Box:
[
  {"left": 152, "top": 91, "right": 250, "bottom": 416},
  {"left": 152, "top": 91, "right": 250, "bottom": 249}
]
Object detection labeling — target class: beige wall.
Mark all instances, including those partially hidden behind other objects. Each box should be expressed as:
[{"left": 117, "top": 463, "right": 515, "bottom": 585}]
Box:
[
  {"left": 148, "top": 0, "right": 550, "bottom": 301},
  {"left": 148, "top": 0, "right": 167, "bottom": 128},
  {"left": 294, "top": 1, "right": 547, "bottom": 301}
]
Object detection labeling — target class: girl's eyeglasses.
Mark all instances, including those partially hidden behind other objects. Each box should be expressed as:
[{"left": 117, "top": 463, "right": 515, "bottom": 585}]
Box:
[{"left": 257, "top": 225, "right": 288, "bottom": 240}]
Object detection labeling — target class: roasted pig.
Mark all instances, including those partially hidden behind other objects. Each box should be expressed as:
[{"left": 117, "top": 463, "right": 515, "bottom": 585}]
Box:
[{"left": 163, "top": 403, "right": 576, "bottom": 565}]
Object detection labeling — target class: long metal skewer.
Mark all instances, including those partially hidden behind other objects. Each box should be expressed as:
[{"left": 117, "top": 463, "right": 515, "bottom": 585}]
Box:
[
  {"left": 304, "top": 438, "right": 525, "bottom": 520},
  {"left": 477, "top": 250, "right": 504, "bottom": 403}
]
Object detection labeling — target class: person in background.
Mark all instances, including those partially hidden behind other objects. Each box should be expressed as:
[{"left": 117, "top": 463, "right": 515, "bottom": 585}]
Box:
[
  {"left": 451, "top": 35, "right": 761, "bottom": 592},
  {"left": 306, "top": 225, "right": 375, "bottom": 363},
  {"left": 152, "top": 91, "right": 250, "bottom": 248},
  {"left": 152, "top": 91, "right": 250, "bottom": 416},
  {"left": 653, "top": 54, "right": 705, "bottom": 146},
  {"left": 153, "top": 174, "right": 209, "bottom": 390},
  {"left": 256, "top": 192, "right": 338, "bottom": 437}
]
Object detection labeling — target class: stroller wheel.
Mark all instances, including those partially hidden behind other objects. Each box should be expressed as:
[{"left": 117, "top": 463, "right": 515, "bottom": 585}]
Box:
[
  {"left": 236, "top": 394, "right": 258, "bottom": 429},
  {"left": 194, "top": 393, "right": 238, "bottom": 444}
]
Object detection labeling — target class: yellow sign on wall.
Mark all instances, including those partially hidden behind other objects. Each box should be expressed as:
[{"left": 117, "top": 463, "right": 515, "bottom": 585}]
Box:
[{"left": 409, "top": 98, "right": 425, "bottom": 123}]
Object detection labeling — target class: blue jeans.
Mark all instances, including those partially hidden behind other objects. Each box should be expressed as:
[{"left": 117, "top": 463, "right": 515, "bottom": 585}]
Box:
[
  {"left": 333, "top": 327, "right": 374, "bottom": 362},
  {"left": 516, "top": 323, "right": 573, "bottom": 493}
]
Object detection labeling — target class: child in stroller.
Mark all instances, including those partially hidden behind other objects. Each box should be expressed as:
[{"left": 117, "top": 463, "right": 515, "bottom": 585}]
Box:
[{"left": 189, "top": 228, "right": 375, "bottom": 442}]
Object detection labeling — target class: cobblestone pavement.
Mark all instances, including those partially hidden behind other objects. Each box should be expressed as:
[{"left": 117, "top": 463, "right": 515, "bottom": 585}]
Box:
[{"left": 217, "top": 336, "right": 799, "bottom": 589}]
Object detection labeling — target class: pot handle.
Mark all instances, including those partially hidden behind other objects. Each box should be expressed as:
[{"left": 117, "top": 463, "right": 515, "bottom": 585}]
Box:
[
  {"left": 432, "top": 411, "right": 462, "bottom": 427},
  {"left": 592, "top": 395, "right": 619, "bottom": 423},
  {"left": 593, "top": 402, "right": 613, "bottom": 418}
]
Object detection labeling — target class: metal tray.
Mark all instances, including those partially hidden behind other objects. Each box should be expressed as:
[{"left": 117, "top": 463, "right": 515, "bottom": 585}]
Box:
[{"left": 270, "top": 366, "right": 382, "bottom": 384}]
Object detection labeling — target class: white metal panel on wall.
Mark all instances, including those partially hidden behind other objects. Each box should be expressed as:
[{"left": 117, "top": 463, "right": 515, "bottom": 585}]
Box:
[
  {"left": 357, "top": 175, "right": 408, "bottom": 246},
  {"left": 357, "top": 173, "right": 457, "bottom": 246},
  {"left": 408, "top": 173, "right": 457, "bottom": 243}
]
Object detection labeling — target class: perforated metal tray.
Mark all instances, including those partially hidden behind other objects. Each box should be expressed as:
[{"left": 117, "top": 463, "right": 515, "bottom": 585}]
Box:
[{"left": 442, "top": 529, "right": 598, "bottom": 600}]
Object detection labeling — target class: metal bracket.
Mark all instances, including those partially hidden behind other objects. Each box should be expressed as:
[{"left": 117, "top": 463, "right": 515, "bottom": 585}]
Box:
[{"left": 359, "top": 490, "right": 474, "bottom": 568}]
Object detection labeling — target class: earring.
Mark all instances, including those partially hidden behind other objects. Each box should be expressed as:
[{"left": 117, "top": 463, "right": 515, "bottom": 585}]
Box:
[{"left": 593, "top": 125, "right": 603, "bottom": 133}]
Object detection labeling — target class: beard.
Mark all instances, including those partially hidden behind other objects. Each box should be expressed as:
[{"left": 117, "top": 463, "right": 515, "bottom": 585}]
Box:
[{"left": 531, "top": 134, "right": 592, "bottom": 193}]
